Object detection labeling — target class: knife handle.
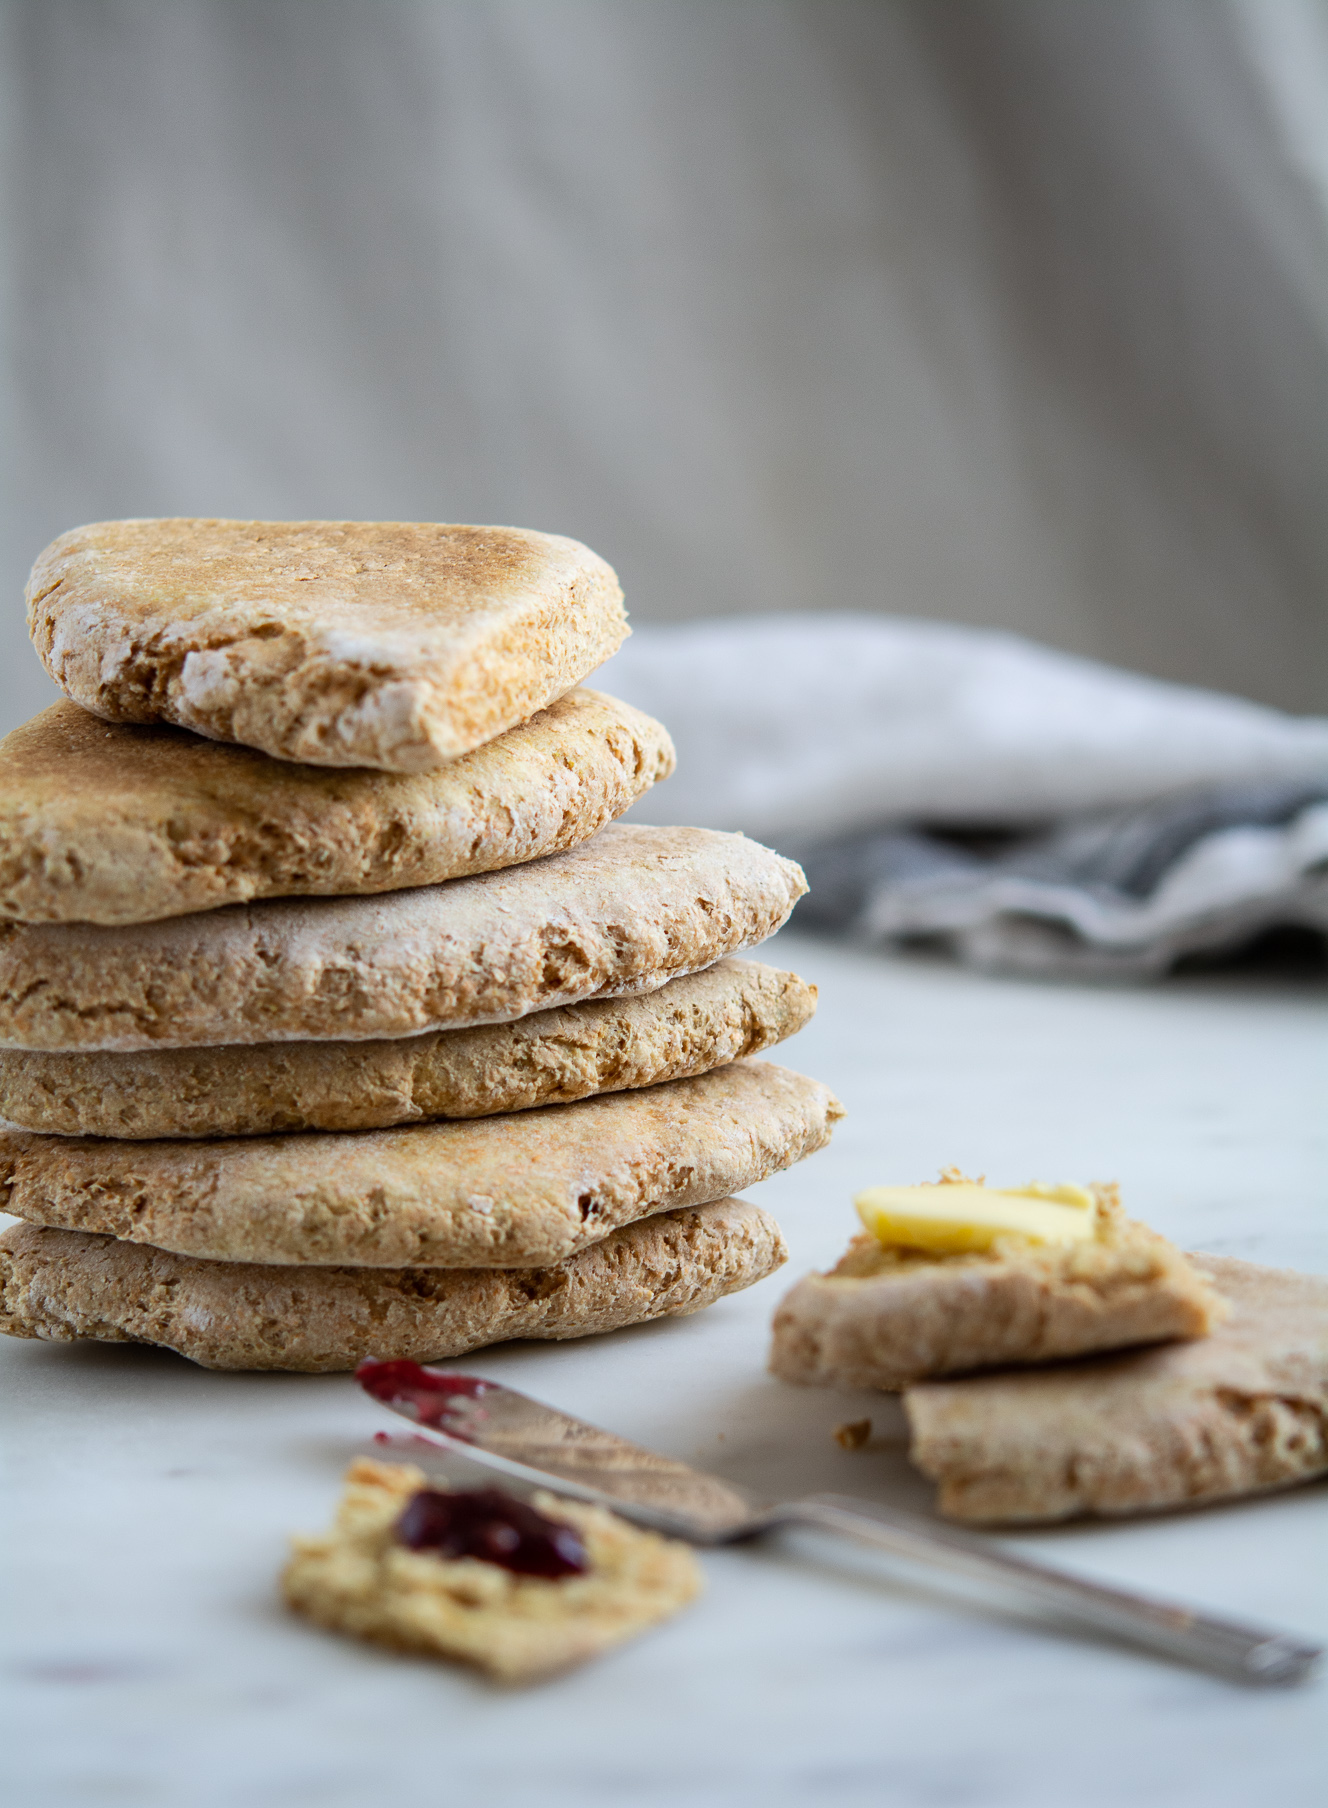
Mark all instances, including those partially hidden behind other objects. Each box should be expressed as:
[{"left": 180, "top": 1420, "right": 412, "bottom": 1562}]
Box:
[{"left": 789, "top": 1493, "right": 1320, "bottom": 1687}]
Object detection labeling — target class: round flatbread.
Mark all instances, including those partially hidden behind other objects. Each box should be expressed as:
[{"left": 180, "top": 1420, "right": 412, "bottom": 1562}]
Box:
[
  {"left": 27, "top": 518, "right": 629, "bottom": 771},
  {"left": 0, "top": 1060, "right": 841, "bottom": 1267},
  {"left": 0, "top": 1197, "right": 788, "bottom": 1371},
  {"left": 0, "top": 824, "right": 807, "bottom": 1052},
  {"left": 0, "top": 959, "right": 816, "bottom": 1137},
  {"left": 0, "top": 689, "right": 671, "bottom": 926}
]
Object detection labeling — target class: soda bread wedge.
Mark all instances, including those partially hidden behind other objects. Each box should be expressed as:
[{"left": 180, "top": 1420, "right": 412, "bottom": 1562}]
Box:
[
  {"left": 283, "top": 1459, "right": 702, "bottom": 1683},
  {"left": 0, "top": 959, "right": 816, "bottom": 1138},
  {"left": 0, "top": 690, "right": 671, "bottom": 926},
  {"left": 769, "top": 1187, "right": 1223, "bottom": 1390},
  {"left": 0, "top": 1196, "right": 788, "bottom": 1371},
  {"left": 904, "top": 1255, "right": 1328, "bottom": 1522},
  {"left": 27, "top": 519, "right": 629, "bottom": 771},
  {"left": 0, "top": 1061, "right": 841, "bottom": 1267},
  {"left": 0, "top": 824, "right": 807, "bottom": 1051}
]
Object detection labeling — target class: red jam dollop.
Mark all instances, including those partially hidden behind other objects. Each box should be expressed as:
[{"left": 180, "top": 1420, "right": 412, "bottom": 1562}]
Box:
[{"left": 394, "top": 1487, "right": 588, "bottom": 1579}]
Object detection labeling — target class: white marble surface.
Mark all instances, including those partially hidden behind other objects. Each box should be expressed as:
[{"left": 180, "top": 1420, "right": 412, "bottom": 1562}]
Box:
[{"left": 5, "top": 930, "right": 1325, "bottom": 1807}]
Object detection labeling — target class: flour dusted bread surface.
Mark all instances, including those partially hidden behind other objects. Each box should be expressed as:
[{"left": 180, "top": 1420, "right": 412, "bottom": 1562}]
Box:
[
  {"left": 0, "top": 1197, "right": 788, "bottom": 1370},
  {"left": 0, "top": 1060, "right": 840, "bottom": 1267},
  {"left": 0, "top": 960, "right": 817, "bottom": 1138},
  {"left": 769, "top": 1189, "right": 1224, "bottom": 1391},
  {"left": 0, "top": 824, "right": 807, "bottom": 1051},
  {"left": 0, "top": 690, "right": 672, "bottom": 925},
  {"left": 26, "top": 519, "right": 629, "bottom": 771},
  {"left": 283, "top": 1459, "right": 702, "bottom": 1682},
  {"left": 904, "top": 1256, "right": 1328, "bottom": 1523}
]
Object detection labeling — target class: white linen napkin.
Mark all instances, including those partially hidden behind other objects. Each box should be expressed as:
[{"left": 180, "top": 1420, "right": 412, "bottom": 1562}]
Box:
[{"left": 597, "top": 615, "right": 1328, "bottom": 975}]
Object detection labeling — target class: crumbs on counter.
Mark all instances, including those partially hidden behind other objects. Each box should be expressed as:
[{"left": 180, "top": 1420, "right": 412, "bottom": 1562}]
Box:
[{"left": 833, "top": 1418, "right": 872, "bottom": 1451}]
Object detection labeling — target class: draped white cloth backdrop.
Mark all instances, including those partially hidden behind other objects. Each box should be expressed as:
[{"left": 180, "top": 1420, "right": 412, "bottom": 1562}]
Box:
[
  {"left": 2, "top": 0, "right": 1326, "bottom": 740},
  {"left": 597, "top": 613, "right": 1328, "bottom": 976},
  {"left": 597, "top": 616, "right": 1328, "bottom": 843}
]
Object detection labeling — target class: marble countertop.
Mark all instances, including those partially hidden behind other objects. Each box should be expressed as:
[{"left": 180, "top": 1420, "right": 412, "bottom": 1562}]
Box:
[{"left": 6, "top": 929, "right": 1325, "bottom": 1807}]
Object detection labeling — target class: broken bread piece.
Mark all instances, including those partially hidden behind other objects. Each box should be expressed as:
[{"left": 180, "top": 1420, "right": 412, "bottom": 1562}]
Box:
[
  {"left": 905, "top": 1254, "right": 1328, "bottom": 1522},
  {"left": 770, "top": 1172, "right": 1224, "bottom": 1391},
  {"left": 283, "top": 1458, "right": 701, "bottom": 1682}
]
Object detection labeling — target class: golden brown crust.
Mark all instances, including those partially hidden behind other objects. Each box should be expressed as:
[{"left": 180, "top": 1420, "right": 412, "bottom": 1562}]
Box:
[
  {"left": 282, "top": 1459, "right": 702, "bottom": 1682},
  {"left": 0, "top": 690, "right": 672, "bottom": 925},
  {"left": 27, "top": 519, "right": 629, "bottom": 771},
  {"left": 0, "top": 1197, "right": 789, "bottom": 1371},
  {"left": 904, "top": 1255, "right": 1328, "bottom": 1522},
  {"left": 0, "top": 824, "right": 808, "bottom": 1052},
  {"left": 0, "top": 1060, "right": 841, "bottom": 1267},
  {"left": 0, "top": 960, "right": 817, "bottom": 1138},
  {"left": 769, "top": 1191, "right": 1225, "bottom": 1390}
]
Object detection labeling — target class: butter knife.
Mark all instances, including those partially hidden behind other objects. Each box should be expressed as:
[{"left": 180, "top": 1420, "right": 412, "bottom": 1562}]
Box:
[{"left": 355, "top": 1358, "right": 1320, "bottom": 1687}]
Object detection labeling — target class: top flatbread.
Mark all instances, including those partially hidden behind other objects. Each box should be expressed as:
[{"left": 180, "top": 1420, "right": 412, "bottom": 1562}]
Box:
[
  {"left": 0, "top": 824, "right": 807, "bottom": 1051},
  {"left": 26, "top": 519, "right": 629, "bottom": 770},
  {"left": 0, "top": 690, "right": 672, "bottom": 926}
]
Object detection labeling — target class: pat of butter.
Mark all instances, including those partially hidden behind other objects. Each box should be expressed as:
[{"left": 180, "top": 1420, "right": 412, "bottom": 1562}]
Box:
[{"left": 854, "top": 1181, "right": 1098, "bottom": 1254}]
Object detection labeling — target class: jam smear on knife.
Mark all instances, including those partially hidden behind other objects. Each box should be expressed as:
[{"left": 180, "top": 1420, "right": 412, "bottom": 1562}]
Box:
[{"left": 356, "top": 1357, "right": 488, "bottom": 1429}]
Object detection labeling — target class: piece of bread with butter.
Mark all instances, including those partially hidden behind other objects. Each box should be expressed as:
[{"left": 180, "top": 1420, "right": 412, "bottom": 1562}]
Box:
[{"left": 769, "top": 1169, "right": 1225, "bottom": 1391}]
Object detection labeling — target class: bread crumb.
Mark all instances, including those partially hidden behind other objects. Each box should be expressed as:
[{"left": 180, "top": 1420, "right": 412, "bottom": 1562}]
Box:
[{"left": 834, "top": 1418, "right": 872, "bottom": 1451}]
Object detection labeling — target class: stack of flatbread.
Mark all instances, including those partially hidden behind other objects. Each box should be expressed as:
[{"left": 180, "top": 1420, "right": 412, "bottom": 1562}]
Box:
[{"left": 0, "top": 519, "right": 842, "bottom": 1370}]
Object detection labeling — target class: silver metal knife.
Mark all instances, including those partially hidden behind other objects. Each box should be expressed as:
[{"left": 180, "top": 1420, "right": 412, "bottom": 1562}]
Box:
[{"left": 355, "top": 1359, "right": 1320, "bottom": 1687}]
